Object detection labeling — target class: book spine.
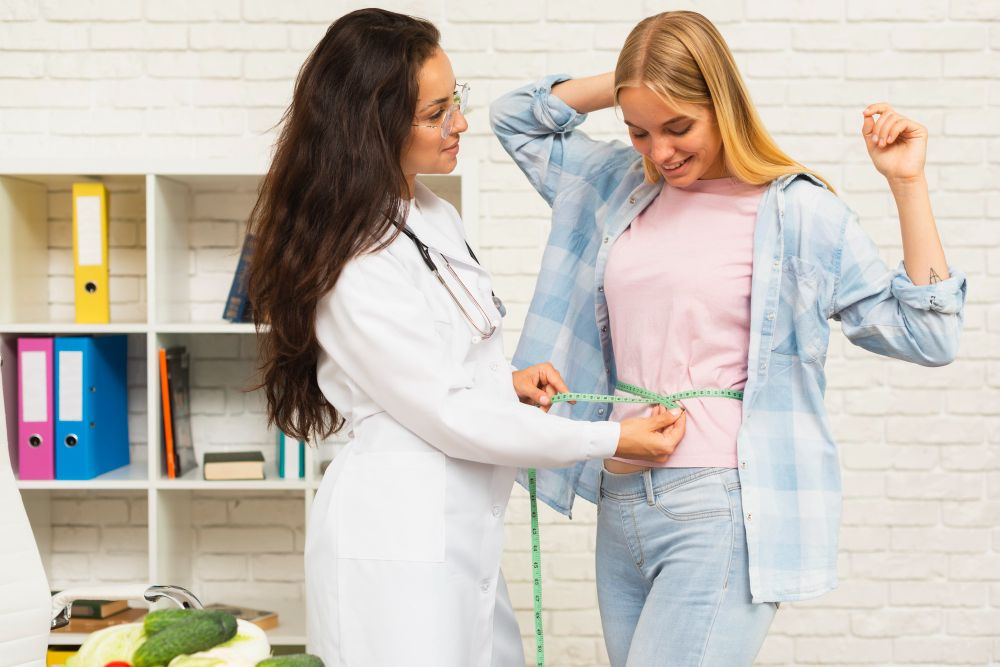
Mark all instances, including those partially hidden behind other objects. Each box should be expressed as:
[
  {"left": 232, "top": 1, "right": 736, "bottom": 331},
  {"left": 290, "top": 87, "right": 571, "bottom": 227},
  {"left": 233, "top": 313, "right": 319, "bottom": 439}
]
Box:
[
  {"left": 69, "top": 601, "right": 103, "bottom": 618},
  {"left": 159, "top": 348, "right": 176, "bottom": 479},
  {"left": 224, "top": 233, "right": 255, "bottom": 322},
  {"left": 277, "top": 431, "right": 285, "bottom": 479}
]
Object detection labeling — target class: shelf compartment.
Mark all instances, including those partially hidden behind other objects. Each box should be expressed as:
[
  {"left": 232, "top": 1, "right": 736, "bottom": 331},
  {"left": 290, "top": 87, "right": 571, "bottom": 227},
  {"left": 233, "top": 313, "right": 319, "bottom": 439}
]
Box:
[
  {"left": 0, "top": 173, "right": 147, "bottom": 326},
  {"left": 149, "top": 331, "right": 299, "bottom": 485},
  {"left": 152, "top": 489, "right": 307, "bottom": 646},
  {"left": 151, "top": 174, "right": 261, "bottom": 327},
  {"left": 2, "top": 332, "right": 148, "bottom": 485}
]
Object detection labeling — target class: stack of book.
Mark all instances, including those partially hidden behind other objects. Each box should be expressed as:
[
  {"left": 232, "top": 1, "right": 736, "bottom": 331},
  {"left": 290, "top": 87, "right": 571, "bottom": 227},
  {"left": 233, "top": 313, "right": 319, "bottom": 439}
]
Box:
[{"left": 50, "top": 597, "right": 145, "bottom": 634}]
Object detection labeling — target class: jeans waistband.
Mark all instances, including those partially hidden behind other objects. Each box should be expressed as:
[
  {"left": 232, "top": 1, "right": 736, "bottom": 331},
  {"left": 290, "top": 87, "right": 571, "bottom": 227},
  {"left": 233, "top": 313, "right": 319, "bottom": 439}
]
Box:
[{"left": 598, "top": 466, "right": 735, "bottom": 505}]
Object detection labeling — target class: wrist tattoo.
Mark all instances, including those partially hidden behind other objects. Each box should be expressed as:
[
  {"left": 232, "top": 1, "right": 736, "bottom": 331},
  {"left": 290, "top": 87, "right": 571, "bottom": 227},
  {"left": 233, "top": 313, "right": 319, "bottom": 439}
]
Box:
[{"left": 929, "top": 268, "right": 942, "bottom": 284}]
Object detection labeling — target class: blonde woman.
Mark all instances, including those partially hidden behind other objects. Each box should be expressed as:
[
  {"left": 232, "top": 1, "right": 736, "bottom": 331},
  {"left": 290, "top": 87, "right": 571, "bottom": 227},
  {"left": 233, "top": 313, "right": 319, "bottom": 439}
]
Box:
[{"left": 491, "top": 11, "right": 966, "bottom": 666}]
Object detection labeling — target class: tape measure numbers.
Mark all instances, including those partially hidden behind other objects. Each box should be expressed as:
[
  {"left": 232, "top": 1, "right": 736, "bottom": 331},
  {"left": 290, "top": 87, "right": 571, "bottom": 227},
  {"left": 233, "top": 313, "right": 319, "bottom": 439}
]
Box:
[{"left": 528, "top": 468, "right": 545, "bottom": 667}]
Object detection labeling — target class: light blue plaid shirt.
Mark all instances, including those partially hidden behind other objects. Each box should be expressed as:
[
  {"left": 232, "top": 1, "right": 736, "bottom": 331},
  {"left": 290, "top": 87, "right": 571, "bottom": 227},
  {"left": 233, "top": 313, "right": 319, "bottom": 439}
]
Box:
[{"left": 491, "top": 75, "right": 967, "bottom": 602}]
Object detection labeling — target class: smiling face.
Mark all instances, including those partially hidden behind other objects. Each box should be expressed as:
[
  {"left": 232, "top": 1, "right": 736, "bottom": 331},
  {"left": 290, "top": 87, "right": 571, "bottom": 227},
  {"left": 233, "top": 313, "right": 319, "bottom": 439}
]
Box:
[
  {"left": 618, "top": 84, "right": 728, "bottom": 186},
  {"left": 400, "top": 47, "right": 467, "bottom": 193}
]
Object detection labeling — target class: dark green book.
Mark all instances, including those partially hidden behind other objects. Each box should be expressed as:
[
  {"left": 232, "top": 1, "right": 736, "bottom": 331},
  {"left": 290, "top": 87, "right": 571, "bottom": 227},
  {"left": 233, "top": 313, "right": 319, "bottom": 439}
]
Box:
[
  {"left": 71, "top": 598, "right": 128, "bottom": 619},
  {"left": 203, "top": 451, "right": 265, "bottom": 481}
]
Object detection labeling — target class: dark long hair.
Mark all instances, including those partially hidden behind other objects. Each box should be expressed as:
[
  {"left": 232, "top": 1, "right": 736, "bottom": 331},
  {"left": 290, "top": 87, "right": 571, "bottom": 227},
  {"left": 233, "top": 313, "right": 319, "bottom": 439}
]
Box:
[{"left": 246, "top": 9, "right": 441, "bottom": 441}]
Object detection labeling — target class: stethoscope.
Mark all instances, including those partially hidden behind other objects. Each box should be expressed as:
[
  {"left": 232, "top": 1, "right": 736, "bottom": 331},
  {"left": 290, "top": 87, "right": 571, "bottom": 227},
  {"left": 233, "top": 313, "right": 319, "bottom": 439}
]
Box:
[{"left": 399, "top": 225, "right": 506, "bottom": 343}]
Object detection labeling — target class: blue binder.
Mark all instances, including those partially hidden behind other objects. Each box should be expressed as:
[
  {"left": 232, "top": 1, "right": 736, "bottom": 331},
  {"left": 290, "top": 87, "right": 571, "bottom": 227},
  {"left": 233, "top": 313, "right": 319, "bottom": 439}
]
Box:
[{"left": 54, "top": 335, "right": 130, "bottom": 480}]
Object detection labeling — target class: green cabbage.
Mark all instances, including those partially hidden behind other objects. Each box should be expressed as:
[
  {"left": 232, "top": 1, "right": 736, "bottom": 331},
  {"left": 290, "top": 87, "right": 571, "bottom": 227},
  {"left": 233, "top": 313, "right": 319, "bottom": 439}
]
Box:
[
  {"left": 65, "top": 616, "right": 271, "bottom": 667},
  {"left": 65, "top": 623, "right": 146, "bottom": 667},
  {"left": 167, "top": 619, "right": 271, "bottom": 667}
]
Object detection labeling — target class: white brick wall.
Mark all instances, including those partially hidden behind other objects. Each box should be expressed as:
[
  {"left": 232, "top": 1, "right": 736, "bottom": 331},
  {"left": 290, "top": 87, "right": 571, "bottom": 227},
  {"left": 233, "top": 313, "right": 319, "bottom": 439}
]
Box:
[
  {"left": 4, "top": 1, "right": 998, "bottom": 664},
  {"left": 47, "top": 492, "right": 149, "bottom": 589}
]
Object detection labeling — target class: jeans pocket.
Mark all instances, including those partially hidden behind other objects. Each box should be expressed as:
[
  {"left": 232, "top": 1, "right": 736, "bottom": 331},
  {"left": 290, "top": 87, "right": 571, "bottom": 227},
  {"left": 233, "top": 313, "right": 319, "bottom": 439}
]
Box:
[{"left": 654, "top": 469, "right": 731, "bottom": 521}]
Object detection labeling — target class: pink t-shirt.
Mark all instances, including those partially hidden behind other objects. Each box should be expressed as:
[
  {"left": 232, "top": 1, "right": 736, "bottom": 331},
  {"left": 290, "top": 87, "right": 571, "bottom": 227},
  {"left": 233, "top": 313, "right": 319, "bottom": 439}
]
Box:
[{"left": 605, "top": 177, "right": 765, "bottom": 468}]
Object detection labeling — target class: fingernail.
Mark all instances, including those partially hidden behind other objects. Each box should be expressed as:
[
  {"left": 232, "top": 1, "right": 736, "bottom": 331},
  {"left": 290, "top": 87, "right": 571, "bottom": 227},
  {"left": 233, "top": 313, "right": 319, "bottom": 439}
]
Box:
[
  {"left": 669, "top": 408, "right": 682, "bottom": 417},
  {"left": 539, "top": 395, "right": 550, "bottom": 405}
]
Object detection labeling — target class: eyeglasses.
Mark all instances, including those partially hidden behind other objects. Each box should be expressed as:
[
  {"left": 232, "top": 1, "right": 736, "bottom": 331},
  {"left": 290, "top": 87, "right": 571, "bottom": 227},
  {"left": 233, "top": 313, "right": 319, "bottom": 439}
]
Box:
[{"left": 412, "top": 83, "right": 470, "bottom": 139}]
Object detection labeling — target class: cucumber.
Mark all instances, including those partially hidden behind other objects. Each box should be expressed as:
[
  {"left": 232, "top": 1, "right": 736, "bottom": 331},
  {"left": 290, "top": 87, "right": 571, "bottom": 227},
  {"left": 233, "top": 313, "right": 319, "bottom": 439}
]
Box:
[
  {"left": 256, "top": 655, "right": 324, "bottom": 667},
  {"left": 132, "top": 611, "right": 237, "bottom": 667},
  {"left": 143, "top": 608, "right": 197, "bottom": 636}
]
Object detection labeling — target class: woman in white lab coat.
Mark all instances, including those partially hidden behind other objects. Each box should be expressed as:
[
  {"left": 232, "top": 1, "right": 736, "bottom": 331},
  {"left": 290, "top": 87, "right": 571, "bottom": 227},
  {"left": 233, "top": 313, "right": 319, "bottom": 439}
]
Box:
[{"left": 245, "top": 9, "right": 687, "bottom": 667}]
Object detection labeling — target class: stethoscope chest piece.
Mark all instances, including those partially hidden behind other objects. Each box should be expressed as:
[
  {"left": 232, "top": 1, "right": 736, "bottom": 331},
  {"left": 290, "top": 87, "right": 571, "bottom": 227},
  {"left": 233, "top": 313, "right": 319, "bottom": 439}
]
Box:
[{"left": 493, "top": 294, "right": 507, "bottom": 318}]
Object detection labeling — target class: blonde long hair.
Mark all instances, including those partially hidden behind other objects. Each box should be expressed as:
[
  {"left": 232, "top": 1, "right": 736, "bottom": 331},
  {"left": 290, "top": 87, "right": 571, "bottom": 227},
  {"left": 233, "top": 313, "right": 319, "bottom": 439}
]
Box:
[{"left": 615, "top": 11, "right": 833, "bottom": 191}]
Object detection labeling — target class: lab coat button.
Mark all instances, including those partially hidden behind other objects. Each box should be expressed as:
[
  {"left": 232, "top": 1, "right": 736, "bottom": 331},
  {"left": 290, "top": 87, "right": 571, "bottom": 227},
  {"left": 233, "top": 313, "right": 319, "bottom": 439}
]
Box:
[
  {"left": 767, "top": 311, "right": 775, "bottom": 321},
  {"left": 628, "top": 196, "right": 637, "bottom": 204},
  {"left": 490, "top": 362, "right": 499, "bottom": 372},
  {"left": 492, "top": 505, "right": 501, "bottom": 517},
  {"left": 480, "top": 581, "right": 490, "bottom": 592}
]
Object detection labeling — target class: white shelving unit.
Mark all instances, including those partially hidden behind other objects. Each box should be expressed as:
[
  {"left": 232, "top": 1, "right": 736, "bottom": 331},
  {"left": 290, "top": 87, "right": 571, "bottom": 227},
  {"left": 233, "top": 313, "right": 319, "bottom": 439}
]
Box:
[{"left": 0, "top": 159, "right": 477, "bottom": 648}]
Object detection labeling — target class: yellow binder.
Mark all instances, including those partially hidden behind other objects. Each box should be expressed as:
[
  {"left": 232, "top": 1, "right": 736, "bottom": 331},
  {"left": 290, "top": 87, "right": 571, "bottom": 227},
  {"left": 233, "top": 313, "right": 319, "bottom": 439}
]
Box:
[
  {"left": 46, "top": 648, "right": 78, "bottom": 667},
  {"left": 72, "top": 182, "right": 109, "bottom": 323}
]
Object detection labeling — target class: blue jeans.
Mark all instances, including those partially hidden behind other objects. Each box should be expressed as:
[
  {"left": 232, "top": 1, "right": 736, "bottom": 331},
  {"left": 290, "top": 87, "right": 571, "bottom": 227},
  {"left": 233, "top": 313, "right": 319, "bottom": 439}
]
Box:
[{"left": 596, "top": 466, "right": 777, "bottom": 667}]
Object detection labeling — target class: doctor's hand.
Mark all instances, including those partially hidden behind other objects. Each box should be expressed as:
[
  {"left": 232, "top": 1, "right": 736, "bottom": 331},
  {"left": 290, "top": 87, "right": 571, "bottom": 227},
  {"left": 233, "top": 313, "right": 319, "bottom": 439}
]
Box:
[
  {"left": 615, "top": 405, "right": 687, "bottom": 464},
  {"left": 512, "top": 362, "right": 573, "bottom": 413}
]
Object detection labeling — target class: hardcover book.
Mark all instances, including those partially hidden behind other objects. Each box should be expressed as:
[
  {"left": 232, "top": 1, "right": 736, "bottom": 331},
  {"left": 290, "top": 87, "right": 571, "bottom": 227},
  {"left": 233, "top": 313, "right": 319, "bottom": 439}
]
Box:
[{"left": 203, "top": 451, "right": 265, "bottom": 481}]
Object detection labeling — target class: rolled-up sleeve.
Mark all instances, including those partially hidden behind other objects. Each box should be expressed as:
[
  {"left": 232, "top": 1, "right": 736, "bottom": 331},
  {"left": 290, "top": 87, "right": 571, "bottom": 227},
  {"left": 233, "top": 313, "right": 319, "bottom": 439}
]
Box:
[
  {"left": 832, "top": 212, "right": 967, "bottom": 366},
  {"left": 890, "top": 262, "right": 967, "bottom": 315},
  {"left": 490, "top": 75, "right": 636, "bottom": 206}
]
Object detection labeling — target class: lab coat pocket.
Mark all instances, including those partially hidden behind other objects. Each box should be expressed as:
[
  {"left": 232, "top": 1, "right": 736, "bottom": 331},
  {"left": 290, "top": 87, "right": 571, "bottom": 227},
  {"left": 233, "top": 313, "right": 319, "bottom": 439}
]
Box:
[
  {"left": 337, "top": 451, "right": 446, "bottom": 562},
  {"left": 433, "top": 316, "right": 477, "bottom": 389}
]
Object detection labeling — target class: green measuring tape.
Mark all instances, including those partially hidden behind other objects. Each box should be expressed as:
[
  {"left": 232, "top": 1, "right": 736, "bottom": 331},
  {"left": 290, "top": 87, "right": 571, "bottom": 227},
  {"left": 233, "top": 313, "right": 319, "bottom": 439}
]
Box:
[
  {"left": 527, "top": 467, "right": 544, "bottom": 667},
  {"left": 526, "top": 381, "right": 744, "bottom": 666},
  {"left": 553, "top": 381, "right": 744, "bottom": 411}
]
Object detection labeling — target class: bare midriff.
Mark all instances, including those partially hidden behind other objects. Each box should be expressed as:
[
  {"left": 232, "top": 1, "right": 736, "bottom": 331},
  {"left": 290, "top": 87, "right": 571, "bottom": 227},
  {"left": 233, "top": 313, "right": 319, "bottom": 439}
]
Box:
[{"left": 603, "top": 459, "right": 649, "bottom": 474}]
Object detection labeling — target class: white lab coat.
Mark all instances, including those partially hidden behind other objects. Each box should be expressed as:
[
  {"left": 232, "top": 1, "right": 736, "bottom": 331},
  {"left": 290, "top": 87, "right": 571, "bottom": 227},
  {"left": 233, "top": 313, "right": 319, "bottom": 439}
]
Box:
[
  {"left": 0, "top": 356, "right": 50, "bottom": 667},
  {"left": 304, "top": 182, "right": 619, "bottom": 667}
]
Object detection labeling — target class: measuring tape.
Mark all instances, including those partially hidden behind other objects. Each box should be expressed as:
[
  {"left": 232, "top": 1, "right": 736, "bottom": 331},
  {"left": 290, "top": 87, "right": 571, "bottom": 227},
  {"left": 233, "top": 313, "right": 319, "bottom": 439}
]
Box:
[
  {"left": 526, "top": 381, "right": 744, "bottom": 666},
  {"left": 552, "top": 382, "right": 744, "bottom": 411},
  {"left": 528, "top": 468, "right": 544, "bottom": 667}
]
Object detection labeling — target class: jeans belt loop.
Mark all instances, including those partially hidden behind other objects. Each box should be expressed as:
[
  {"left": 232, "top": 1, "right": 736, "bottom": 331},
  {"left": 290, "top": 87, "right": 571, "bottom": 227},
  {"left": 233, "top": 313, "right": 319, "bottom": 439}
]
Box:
[{"left": 643, "top": 468, "right": 655, "bottom": 506}]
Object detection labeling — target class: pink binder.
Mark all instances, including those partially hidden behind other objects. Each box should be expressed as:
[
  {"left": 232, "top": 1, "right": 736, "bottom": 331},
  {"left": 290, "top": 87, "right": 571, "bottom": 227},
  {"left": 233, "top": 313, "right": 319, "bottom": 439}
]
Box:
[{"left": 17, "top": 337, "right": 54, "bottom": 480}]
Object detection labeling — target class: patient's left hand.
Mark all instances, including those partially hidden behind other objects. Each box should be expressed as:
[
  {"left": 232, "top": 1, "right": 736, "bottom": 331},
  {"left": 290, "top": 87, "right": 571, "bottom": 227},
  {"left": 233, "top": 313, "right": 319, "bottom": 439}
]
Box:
[{"left": 512, "top": 362, "right": 573, "bottom": 413}]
